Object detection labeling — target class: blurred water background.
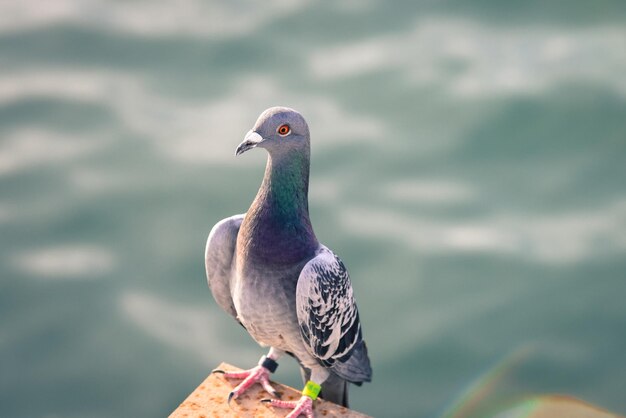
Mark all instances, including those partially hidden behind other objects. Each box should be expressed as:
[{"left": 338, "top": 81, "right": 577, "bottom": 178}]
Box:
[{"left": 1, "top": 1, "right": 625, "bottom": 417}]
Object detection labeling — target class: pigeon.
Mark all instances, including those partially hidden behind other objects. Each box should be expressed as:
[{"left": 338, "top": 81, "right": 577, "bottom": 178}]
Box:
[{"left": 205, "top": 107, "right": 372, "bottom": 417}]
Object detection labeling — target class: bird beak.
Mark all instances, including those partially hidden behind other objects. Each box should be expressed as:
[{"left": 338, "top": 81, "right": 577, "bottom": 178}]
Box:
[{"left": 236, "top": 130, "right": 264, "bottom": 156}]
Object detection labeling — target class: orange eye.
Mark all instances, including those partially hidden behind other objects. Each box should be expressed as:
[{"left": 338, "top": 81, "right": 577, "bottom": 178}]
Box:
[{"left": 277, "top": 124, "right": 291, "bottom": 136}]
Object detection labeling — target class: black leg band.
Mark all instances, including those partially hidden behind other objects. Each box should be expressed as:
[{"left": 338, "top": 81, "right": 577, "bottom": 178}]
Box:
[{"left": 260, "top": 356, "right": 279, "bottom": 373}]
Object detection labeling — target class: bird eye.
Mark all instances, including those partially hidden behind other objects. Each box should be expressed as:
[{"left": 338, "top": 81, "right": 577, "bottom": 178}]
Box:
[{"left": 277, "top": 124, "right": 291, "bottom": 136}]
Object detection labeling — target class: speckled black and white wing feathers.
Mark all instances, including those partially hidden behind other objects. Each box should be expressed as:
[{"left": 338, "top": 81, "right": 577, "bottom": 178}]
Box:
[{"left": 296, "top": 246, "right": 372, "bottom": 384}]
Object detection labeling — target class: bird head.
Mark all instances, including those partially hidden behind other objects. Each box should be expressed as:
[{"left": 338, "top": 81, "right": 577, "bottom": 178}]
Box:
[{"left": 236, "top": 107, "right": 310, "bottom": 157}]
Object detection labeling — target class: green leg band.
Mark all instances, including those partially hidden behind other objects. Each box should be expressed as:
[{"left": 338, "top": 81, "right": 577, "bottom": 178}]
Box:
[{"left": 302, "top": 380, "right": 321, "bottom": 400}]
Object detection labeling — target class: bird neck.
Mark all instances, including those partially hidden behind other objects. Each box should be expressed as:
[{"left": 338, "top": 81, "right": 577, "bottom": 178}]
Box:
[
  {"left": 259, "top": 151, "right": 311, "bottom": 218},
  {"left": 241, "top": 150, "right": 318, "bottom": 264}
]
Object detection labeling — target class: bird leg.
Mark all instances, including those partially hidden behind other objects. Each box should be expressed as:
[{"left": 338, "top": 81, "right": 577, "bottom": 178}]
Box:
[
  {"left": 212, "top": 348, "right": 283, "bottom": 403},
  {"left": 262, "top": 380, "right": 320, "bottom": 418}
]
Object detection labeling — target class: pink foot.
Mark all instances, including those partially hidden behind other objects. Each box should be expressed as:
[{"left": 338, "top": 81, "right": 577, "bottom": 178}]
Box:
[
  {"left": 262, "top": 395, "right": 314, "bottom": 418},
  {"left": 213, "top": 365, "right": 280, "bottom": 403}
]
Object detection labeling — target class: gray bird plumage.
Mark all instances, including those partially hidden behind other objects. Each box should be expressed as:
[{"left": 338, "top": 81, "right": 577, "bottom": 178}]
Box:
[{"left": 205, "top": 107, "right": 371, "bottom": 407}]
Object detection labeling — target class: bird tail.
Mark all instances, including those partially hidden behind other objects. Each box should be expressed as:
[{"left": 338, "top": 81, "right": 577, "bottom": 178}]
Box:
[{"left": 300, "top": 367, "right": 350, "bottom": 407}]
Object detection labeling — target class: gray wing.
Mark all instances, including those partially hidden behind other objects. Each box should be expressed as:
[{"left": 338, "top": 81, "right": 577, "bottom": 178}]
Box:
[
  {"left": 296, "top": 246, "right": 372, "bottom": 384},
  {"left": 205, "top": 214, "right": 244, "bottom": 320}
]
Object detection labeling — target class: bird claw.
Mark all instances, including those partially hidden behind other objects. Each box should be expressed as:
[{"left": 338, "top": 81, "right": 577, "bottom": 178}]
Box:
[
  {"left": 217, "top": 364, "right": 279, "bottom": 404},
  {"left": 263, "top": 395, "right": 314, "bottom": 418},
  {"left": 261, "top": 380, "right": 281, "bottom": 399},
  {"left": 211, "top": 368, "right": 225, "bottom": 374}
]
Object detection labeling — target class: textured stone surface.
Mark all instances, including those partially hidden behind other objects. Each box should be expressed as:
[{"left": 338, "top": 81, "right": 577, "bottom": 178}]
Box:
[{"left": 169, "top": 363, "right": 371, "bottom": 418}]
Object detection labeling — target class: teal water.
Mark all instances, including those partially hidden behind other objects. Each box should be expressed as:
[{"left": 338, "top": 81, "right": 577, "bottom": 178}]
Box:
[{"left": 1, "top": 2, "right": 625, "bottom": 417}]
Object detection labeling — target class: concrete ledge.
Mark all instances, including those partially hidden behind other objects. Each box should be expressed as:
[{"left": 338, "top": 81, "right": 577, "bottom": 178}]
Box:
[
  {"left": 169, "top": 362, "right": 372, "bottom": 418},
  {"left": 170, "top": 363, "right": 624, "bottom": 418}
]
